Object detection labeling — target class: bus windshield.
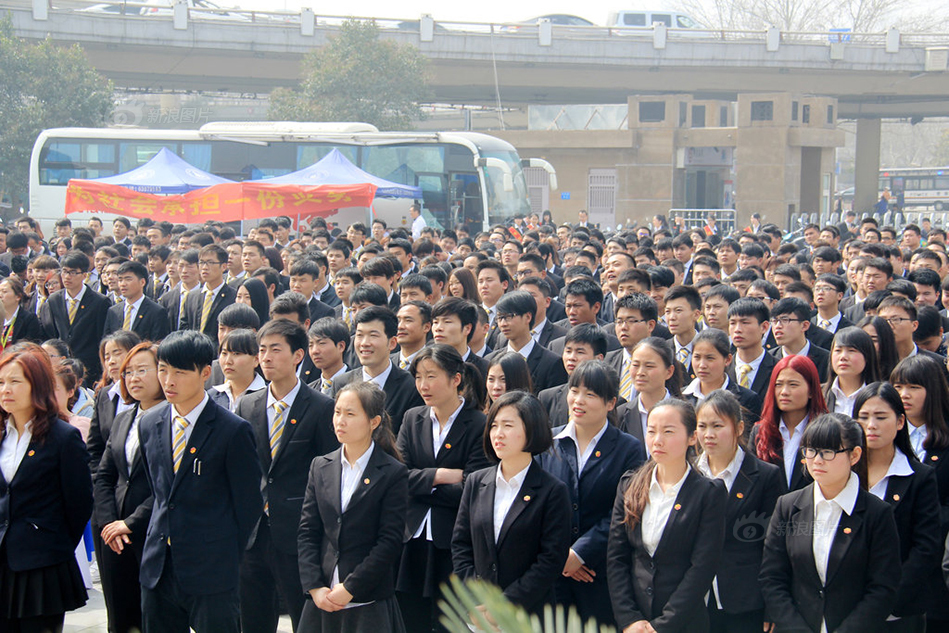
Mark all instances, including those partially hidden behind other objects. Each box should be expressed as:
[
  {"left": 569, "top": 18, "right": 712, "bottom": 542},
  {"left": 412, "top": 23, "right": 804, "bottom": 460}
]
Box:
[{"left": 483, "top": 150, "right": 532, "bottom": 225}]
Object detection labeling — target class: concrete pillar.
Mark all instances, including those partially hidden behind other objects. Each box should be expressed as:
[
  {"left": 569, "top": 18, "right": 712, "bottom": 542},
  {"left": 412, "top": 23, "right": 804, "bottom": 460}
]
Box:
[{"left": 853, "top": 118, "right": 881, "bottom": 217}]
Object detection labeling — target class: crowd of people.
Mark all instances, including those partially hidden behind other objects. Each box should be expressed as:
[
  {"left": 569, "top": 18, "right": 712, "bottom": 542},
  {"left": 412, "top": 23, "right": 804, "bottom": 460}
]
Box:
[{"left": 0, "top": 207, "right": 948, "bottom": 633}]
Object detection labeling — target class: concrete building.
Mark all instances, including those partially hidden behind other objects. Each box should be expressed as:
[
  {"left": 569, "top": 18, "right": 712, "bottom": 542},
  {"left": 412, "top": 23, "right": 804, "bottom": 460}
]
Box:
[{"left": 496, "top": 93, "right": 844, "bottom": 230}]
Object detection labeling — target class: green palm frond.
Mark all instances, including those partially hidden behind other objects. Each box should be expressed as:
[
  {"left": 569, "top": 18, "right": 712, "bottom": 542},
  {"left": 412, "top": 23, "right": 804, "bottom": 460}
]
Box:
[{"left": 438, "top": 577, "right": 617, "bottom": 633}]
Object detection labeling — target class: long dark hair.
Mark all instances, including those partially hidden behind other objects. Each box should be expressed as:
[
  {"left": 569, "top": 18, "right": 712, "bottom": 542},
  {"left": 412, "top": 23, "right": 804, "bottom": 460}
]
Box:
[
  {"left": 852, "top": 381, "right": 918, "bottom": 465},
  {"left": 336, "top": 381, "right": 401, "bottom": 462},
  {"left": 239, "top": 277, "right": 271, "bottom": 326},
  {"left": 890, "top": 355, "right": 949, "bottom": 452},
  {"left": 623, "top": 398, "right": 696, "bottom": 528},
  {"left": 96, "top": 330, "right": 142, "bottom": 391},
  {"left": 822, "top": 327, "right": 881, "bottom": 400},
  {"left": 485, "top": 352, "right": 532, "bottom": 407},
  {"left": 696, "top": 389, "right": 746, "bottom": 451},
  {"left": 0, "top": 344, "right": 61, "bottom": 442},
  {"left": 857, "top": 315, "right": 899, "bottom": 379},
  {"left": 410, "top": 343, "right": 486, "bottom": 411},
  {"left": 631, "top": 337, "right": 683, "bottom": 397},
  {"left": 755, "top": 354, "right": 828, "bottom": 465},
  {"left": 448, "top": 267, "right": 480, "bottom": 303},
  {"left": 801, "top": 413, "right": 869, "bottom": 490}
]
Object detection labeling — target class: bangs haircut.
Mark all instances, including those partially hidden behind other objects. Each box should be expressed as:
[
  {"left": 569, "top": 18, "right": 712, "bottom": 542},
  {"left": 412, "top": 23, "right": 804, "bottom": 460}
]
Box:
[
  {"left": 567, "top": 360, "right": 619, "bottom": 404},
  {"left": 157, "top": 330, "right": 215, "bottom": 371},
  {"left": 564, "top": 323, "right": 608, "bottom": 357},
  {"left": 483, "top": 391, "right": 553, "bottom": 462},
  {"left": 220, "top": 328, "right": 260, "bottom": 357}
]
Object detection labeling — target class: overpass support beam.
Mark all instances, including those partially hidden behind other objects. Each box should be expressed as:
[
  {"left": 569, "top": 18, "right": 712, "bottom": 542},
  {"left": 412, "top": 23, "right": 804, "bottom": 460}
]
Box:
[{"left": 853, "top": 118, "right": 881, "bottom": 217}]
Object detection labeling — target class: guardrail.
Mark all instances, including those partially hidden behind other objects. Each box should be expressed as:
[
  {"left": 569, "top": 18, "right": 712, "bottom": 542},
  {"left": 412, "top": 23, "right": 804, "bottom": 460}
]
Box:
[{"left": 9, "top": 0, "right": 949, "bottom": 53}]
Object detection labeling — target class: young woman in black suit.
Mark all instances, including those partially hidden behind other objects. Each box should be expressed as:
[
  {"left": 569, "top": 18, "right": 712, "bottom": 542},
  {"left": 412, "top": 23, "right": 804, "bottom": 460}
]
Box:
[
  {"left": 93, "top": 342, "right": 164, "bottom": 633},
  {"left": 854, "top": 382, "right": 942, "bottom": 631},
  {"left": 0, "top": 278, "right": 42, "bottom": 351},
  {"left": 890, "top": 355, "right": 949, "bottom": 629},
  {"left": 395, "top": 344, "right": 489, "bottom": 633},
  {"left": 821, "top": 327, "right": 880, "bottom": 417},
  {"left": 683, "top": 329, "right": 761, "bottom": 431},
  {"left": 451, "top": 390, "right": 571, "bottom": 623},
  {"left": 760, "top": 413, "right": 902, "bottom": 632},
  {"left": 0, "top": 345, "right": 94, "bottom": 632},
  {"left": 607, "top": 398, "right": 727, "bottom": 633},
  {"left": 695, "top": 390, "right": 786, "bottom": 633},
  {"left": 297, "top": 381, "right": 408, "bottom": 633}
]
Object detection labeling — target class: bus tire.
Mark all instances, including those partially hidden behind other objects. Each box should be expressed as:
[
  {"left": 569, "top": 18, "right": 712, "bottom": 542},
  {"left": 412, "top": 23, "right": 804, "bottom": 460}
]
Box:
[{"left": 936, "top": 201, "right": 945, "bottom": 211}]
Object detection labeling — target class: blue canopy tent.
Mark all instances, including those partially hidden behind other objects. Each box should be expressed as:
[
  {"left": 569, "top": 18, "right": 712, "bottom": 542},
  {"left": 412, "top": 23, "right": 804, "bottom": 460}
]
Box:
[
  {"left": 91, "top": 147, "right": 234, "bottom": 194},
  {"left": 258, "top": 148, "right": 422, "bottom": 198}
]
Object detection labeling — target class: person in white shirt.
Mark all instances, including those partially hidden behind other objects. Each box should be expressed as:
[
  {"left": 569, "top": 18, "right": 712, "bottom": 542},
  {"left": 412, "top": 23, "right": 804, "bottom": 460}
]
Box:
[
  {"left": 822, "top": 327, "right": 879, "bottom": 418},
  {"left": 211, "top": 330, "right": 266, "bottom": 412},
  {"left": 410, "top": 203, "right": 427, "bottom": 240},
  {"left": 760, "top": 413, "right": 901, "bottom": 633},
  {"left": 891, "top": 354, "right": 949, "bottom": 464}
]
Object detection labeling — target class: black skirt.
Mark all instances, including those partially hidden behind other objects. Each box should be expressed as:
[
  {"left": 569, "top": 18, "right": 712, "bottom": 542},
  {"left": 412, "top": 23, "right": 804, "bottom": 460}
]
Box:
[
  {"left": 395, "top": 537, "right": 453, "bottom": 599},
  {"left": 298, "top": 595, "right": 406, "bottom": 633},
  {"left": 0, "top": 550, "right": 87, "bottom": 619}
]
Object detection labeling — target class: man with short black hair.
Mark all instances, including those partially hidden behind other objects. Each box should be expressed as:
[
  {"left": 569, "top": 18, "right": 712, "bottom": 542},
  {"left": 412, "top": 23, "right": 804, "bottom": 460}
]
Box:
[
  {"left": 104, "top": 260, "right": 170, "bottom": 341},
  {"left": 431, "top": 297, "right": 490, "bottom": 378},
  {"left": 811, "top": 274, "right": 852, "bottom": 334},
  {"left": 394, "top": 300, "right": 432, "bottom": 370},
  {"left": 181, "top": 245, "right": 237, "bottom": 349},
  {"left": 112, "top": 217, "right": 132, "bottom": 247},
  {"left": 307, "top": 318, "right": 350, "bottom": 396},
  {"left": 289, "top": 259, "right": 335, "bottom": 322},
  {"left": 769, "top": 297, "right": 829, "bottom": 381},
  {"left": 486, "top": 291, "right": 567, "bottom": 393},
  {"left": 728, "top": 298, "right": 777, "bottom": 395}
]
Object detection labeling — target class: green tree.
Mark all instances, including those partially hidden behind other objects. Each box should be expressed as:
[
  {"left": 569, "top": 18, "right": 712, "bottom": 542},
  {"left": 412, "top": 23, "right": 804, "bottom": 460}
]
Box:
[
  {"left": 269, "top": 19, "right": 430, "bottom": 131},
  {"left": 0, "top": 17, "right": 113, "bottom": 215}
]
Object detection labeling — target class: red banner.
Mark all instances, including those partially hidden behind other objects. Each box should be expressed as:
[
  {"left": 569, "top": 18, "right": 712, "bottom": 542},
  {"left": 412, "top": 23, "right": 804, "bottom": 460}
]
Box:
[{"left": 64, "top": 180, "right": 377, "bottom": 222}]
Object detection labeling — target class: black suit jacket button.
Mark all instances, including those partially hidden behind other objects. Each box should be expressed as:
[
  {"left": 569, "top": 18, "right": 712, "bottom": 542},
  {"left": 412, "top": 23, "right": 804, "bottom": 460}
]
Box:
[
  {"left": 818, "top": 589, "right": 824, "bottom": 600},
  {"left": 337, "top": 517, "right": 341, "bottom": 524},
  {"left": 645, "top": 586, "right": 653, "bottom": 596},
  {"left": 490, "top": 563, "right": 497, "bottom": 572},
  {"left": 268, "top": 477, "right": 274, "bottom": 484},
  {"left": 572, "top": 526, "right": 579, "bottom": 534},
  {"left": 572, "top": 503, "right": 578, "bottom": 511},
  {"left": 169, "top": 503, "right": 175, "bottom": 510}
]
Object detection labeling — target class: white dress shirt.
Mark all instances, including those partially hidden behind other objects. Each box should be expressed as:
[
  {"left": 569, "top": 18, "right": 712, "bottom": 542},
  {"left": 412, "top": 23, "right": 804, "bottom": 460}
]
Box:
[
  {"left": 830, "top": 378, "right": 865, "bottom": 417},
  {"left": 682, "top": 376, "right": 731, "bottom": 402},
  {"left": 123, "top": 294, "right": 145, "bottom": 325},
  {"left": 0, "top": 420, "right": 32, "bottom": 483},
  {"left": 530, "top": 318, "right": 548, "bottom": 343},
  {"left": 553, "top": 420, "right": 609, "bottom": 473},
  {"left": 412, "top": 214, "right": 427, "bottom": 240},
  {"left": 869, "top": 448, "right": 915, "bottom": 500},
  {"left": 362, "top": 361, "right": 393, "bottom": 391},
  {"left": 506, "top": 337, "right": 535, "bottom": 361},
  {"left": 641, "top": 466, "right": 691, "bottom": 557},
  {"left": 816, "top": 312, "right": 842, "bottom": 332},
  {"left": 170, "top": 393, "right": 209, "bottom": 456},
  {"left": 812, "top": 471, "right": 860, "bottom": 633},
  {"left": 779, "top": 416, "right": 810, "bottom": 486},
  {"left": 493, "top": 462, "right": 531, "bottom": 543},
  {"left": 319, "top": 365, "right": 348, "bottom": 394},
  {"left": 413, "top": 398, "right": 466, "bottom": 540},
  {"left": 125, "top": 406, "right": 144, "bottom": 475},
  {"left": 331, "top": 442, "right": 376, "bottom": 606},
  {"left": 696, "top": 447, "right": 745, "bottom": 610},
  {"left": 637, "top": 389, "right": 671, "bottom": 456},
  {"left": 213, "top": 374, "right": 267, "bottom": 412},
  {"left": 267, "top": 378, "right": 302, "bottom": 436},
  {"left": 781, "top": 339, "right": 811, "bottom": 360},
  {"left": 908, "top": 423, "right": 928, "bottom": 460},
  {"left": 109, "top": 382, "right": 135, "bottom": 417},
  {"left": 673, "top": 337, "right": 695, "bottom": 369}
]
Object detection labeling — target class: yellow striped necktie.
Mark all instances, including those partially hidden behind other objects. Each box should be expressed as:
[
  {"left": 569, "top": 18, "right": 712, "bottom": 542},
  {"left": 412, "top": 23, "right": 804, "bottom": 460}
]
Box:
[
  {"left": 67, "top": 297, "right": 79, "bottom": 325},
  {"left": 399, "top": 356, "right": 409, "bottom": 370},
  {"left": 123, "top": 302, "right": 133, "bottom": 330},
  {"left": 200, "top": 288, "right": 214, "bottom": 331},
  {"left": 738, "top": 364, "right": 752, "bottom": 388},
  {"left": 818, "top": 318, "right": 831, "bottom": 330},
  {"left": 620, "top": 358, "right": 634, "bottom": 400},
  {"left": 676, "top": 347, "right": 690, "bottom": 367},
  {"left": 36, "top": 295, "right": 46, "bottom": 315},
  {"left": 172, "top": 415, "right": 190, "bottom": 474},
  {"left": 343, "top": 306, "right": 352, "bottom": 328},
  {"left": 178, "top": 288, "right": 189, "bottom": 327},
  {"left": 321, "top": 378, "right": 332, "bottom": 394},
  {"left": 269, "top": 401, "right": 287, "bottom": 459}
]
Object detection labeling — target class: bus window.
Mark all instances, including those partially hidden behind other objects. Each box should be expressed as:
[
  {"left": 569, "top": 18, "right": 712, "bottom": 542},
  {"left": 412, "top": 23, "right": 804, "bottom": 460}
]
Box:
[
  {"left": 297, "top": 144, "right": 358, "bottom": 168},
  {"left": 936, "top": 177, "right": 949, "bottom": 189},
  {"left": 39, "top": 141, "right": 116, "bottom": 184},
  {"left": 481, "top": 150, "right": 531, "bottom": 226},
  {"left": 181, "top": 143, "right": 213, "bottom": 171},
  {"left": 417, "top": 173, "right": 448, "bottom": 230},
  {"left": 362, "top": 145, "right": 445, "bottom": 185},
  {"left": 118, "top": 142, "right": 178, "bottom": 172}
]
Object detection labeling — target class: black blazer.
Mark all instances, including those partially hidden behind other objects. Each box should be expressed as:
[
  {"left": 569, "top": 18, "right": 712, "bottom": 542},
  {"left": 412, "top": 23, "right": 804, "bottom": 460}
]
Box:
[
  {"left": 538, "top": 424, "right": 646, "bottom": 574},
  {"left": 297, "top": 446, "right": 407, "bottom": 602},
  {"left": 93, "top": 405, "right": 154, "bottom": 547},
  {"left": 607, "top": 469, "right": 727, "bottom": 632},
  {"left": 314, "top": 284, "right": 341, "bottom": 309},
  {"left": 713, "top": 451, "right": 786, "bottom": 614},
  {"left": 683, "top": 379, "right": 762, "bottom": 432},
  {"left": 804, "top": 322, "right": 834, "bottom": 351},
  {"left": 485, "top": 343, "right": 568, "bottom": 395},
  {"left": 0, "top": 418, "right": 93, "bottom": 572},
  {"left": 40, "top": 288, "right": 110, "bottom": 384},
  {"left": 538, "top": 384, "right": 570, "bottom": 430},
  {"left": 307, "top": 297, "right": 334, "bottom": 323},
  {"left": 809, "top": 314, "right": 853, "bottom": 336},
  {"left": 180, "top": 283, "right": 237, "bottom": 349},
  {"left": 451, "top": 462, "right": 571, "bottom": 615},
  {"left": 741, "top": 350, "right": 778, "bottom": 397},
  {"left": 137, "top": 399, "right": 263, "bottom": 595},
  {"left": 748, "top": 423, "right": 811, "bottom": 492},
  {"left": 397, "top": 405, "right": 490, "bottom": 548},
  {"left": 158, "top": 283, "right": 192, "bottom": 331},
  {"left": 103, "top": 296, "right": 171, "bottom": 342},
  {"left": 759, "top": 484, "right": 901, "bottom": 632},
  {"left": 328, "top": 365, "right": 423, "bottom": 436},
  {"left": 549, "top": 327, "right": 622, "bottom": 355},
  {"left": 234, "top": 383, "right": 338, "bottom": 555},
  {"left": 770, "top": 343, "right": 829, "bottom": 383},
  {"left": 4, "top": 308, "right": 43, "bottom": 345},
  {"left": 86, "top": 386, "right": 122, "bottom": 475},
  {"left": 491, "top": 319, "right": 568, "bottom": 351},
  {"left": 922, "top": 443, "right": 949, "bottom": 620}
]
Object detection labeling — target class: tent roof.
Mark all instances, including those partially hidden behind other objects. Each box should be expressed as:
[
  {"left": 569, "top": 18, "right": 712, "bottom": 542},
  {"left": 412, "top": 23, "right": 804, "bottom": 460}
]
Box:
[
  {"left": 258, "top": 148, "right": 422, "bottom": 198},
  {"left": 91, "top": 147, "right": 234, "bottom": 194}
]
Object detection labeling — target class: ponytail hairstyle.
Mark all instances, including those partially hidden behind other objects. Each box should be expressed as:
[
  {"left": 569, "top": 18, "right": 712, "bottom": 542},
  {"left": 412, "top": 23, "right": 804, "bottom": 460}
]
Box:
[
  {"left": 631, "top": 336, "right": 683, "bottom": 397},
  {"left": 336, "top": 381, "right": 401, "bottom": 462},
  {"left": 852, "top": 381, "right": 918, "bottom": 465},
  {"left": 696, "top": 389, "right": 746, "bottom": 451},
  {"left": 410, "top": 343, "right": 486, "bottom": 411},
  {"left": 801, "top": 412, "right": 868, "bottom": 490},
  {"left": 623, "top": 398, "right": 697, "bottom": 528},
  {"left": 822, "top": 326, "right": 881, "bottom": 400},
  {"left": 96, "top": 330, "right": 142, "bottom": 392},
  {"left": 755, "top": 354, "right": 827, "bottom": 465}
]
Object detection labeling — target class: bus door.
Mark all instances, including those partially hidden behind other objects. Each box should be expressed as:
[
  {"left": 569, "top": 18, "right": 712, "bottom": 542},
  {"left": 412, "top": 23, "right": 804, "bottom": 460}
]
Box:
[
  {"left": 416, "top": 172, "right": 448, "bottom": 230},
  {"left": 449, "top": 173, "right": 483, "bottom": 230}
]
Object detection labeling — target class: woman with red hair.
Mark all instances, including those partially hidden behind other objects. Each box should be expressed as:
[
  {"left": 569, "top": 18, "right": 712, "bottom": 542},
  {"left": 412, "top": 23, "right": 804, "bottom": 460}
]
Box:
[
  {"left": 751, "top": 354, "right": 828, "bottom": 491},
  {"left": 0, "top": 345, "right": 94, "bottom": 631}
]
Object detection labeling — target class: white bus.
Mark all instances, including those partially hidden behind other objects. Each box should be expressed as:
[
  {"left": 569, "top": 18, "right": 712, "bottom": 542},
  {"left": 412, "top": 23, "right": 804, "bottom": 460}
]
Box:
[
  {"left": 30, "top": 122, "right": 553, "bottom": 234},
  {"left": 879, "top": 166, "right": 949, "bottom": 211}
]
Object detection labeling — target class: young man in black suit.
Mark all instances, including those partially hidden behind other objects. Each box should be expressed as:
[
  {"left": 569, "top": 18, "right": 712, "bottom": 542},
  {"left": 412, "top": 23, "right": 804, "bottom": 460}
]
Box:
[
  {"left": 811, "top": 273, "right": 853, "bottom": 335},
  {"left": 329, "top": 306, "right": 423, "bottom": 434},
  {"left": 269, "top": 292, "right": 319, "bottom": 384},
  {"left": 431, "top": 297, "right": 491, "bottom": 379},
  {"left": 138, "top": 331, "right": 263, "bottom": 633},
  {"left": 159, "top": 249, "right": 200, "bottom": 331},
  {"left": 39, "top": 251, "right": 110, "bottom": 386},
  {"left": 486, "top": 291, "right": 568, "bottom": 394},
  {"left": 180, "top": 244, "right": 236, "bottom": 349},
  {"left": 104, "top": 260, "right": 171, "bottom": 341},
  {"left": 728, "top": 298, "right": 778, "bottom": 397},
  {"left": 879, "top": 295, "right": 949, "bottom": 384},
  {"left": 515, "top": 275, "right": 568, "bottom": 349},
  {"left": 235, "top": 319, "right": 337, "bottom": 633},
  {"left": 769, "top": 297, "right": 829, "bottom": 383},
  {"left": 288, "top": 258, "right": 335, "bottom": 323}
]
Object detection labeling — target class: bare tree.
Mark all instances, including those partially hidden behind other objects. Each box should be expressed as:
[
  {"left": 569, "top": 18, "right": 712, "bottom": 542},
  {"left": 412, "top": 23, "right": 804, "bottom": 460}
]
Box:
[{"left": 673, "top": 0, "right": 940, "bottom": 31}]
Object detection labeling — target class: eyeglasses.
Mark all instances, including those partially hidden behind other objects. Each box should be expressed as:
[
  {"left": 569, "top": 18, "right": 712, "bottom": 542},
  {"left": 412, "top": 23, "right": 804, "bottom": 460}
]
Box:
[
  {"left": 496, "top": 313, "right": 522, "bottom": 323},
  {"left": 60, "top": 269, "right": 83, "bottom": 277},
  {"left": 770, "top": 317, "right": 804, "bottom": 326},
  {"left": 801, "top": 447, "right": 851, "bottom": 461},
  {"left": 884, "top": 317, "right": 912, "bottom": 326},
  {"left": 198, "top": 260, "right": 223, "bottom": 267},
  {"left": 122, "top": 367, "right": 155, "bottom": 379},
  {"left": 615, "top": 317, "right": 645, "bottom": 327},
  {"left": 514, "top": 269, "right": 538, "bottom": 277}
]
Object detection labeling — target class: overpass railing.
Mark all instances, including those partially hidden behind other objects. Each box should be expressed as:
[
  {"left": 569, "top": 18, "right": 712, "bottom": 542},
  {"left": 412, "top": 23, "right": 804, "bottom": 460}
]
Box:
[{"left": 11, "top": 0, "right": 949, "bottom": 54}]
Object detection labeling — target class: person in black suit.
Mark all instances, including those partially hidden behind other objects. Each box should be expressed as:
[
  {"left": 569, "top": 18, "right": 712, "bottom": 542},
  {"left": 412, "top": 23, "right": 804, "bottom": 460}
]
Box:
[
  {"left": 695, "top": 391, "right": 786, "bottom": 632},
  {"left": 485, "top": 291, "right": 568, "bottom": 394},
  {"left": 94, "top": 342, "right": 164, "bottom": 633},
  {"left": 86, "top": 330, "right": 143, "bottom": 473},
  {"left": 853, "top": 382, "right": 942, "bottom": 628},
  {"left": 395, "top": 344, "right": 490, "bottom": 633},
  {"left": 235, "top": 319, "right": 338, "bottom": 633},
  {"left": 103, "top": 260, "right": 171, "bottom": 342},
  {"left": 158, "top": 249, "right": 201, "bottom": 332},
  {"left": 539, "top": 324, "right": 608, "bottom": 429},
  {"left": 137, "top": 331, "right": 263, "bottom": 633},
  {"left": 0, "top": 347, "right": 94, "bottom": 632},
  {"left": 0, "top": 277, "right": 43, "bottom": 349},
  {"left": 811, "top": 273, "right": 853, "bottom": 336},
  {"left": 40, "top": 251, "right": 110, "bottom": 387},
  {"left": 538, "top": 361, "right": 646, "bottom": 627},
  {"left": 607, "top": 399, "right": 727, "bottom": 632},
  {"left": 760, "top": 414, "right": 902, "bottom": 632},
  {"left": 430, "top": 297, "right": 490, "bottom": 381},
  {"left": 485, "top": 352, "right": 535, "bottom": 412},
  {"left": 297, "top": 381, "right": 408, "bottom": 632},
  {"left": 613, "top": 337, "right": 684, "bottom": 452},
  {"left": 769, "top": 297, "right": 830, "bottom": 382},
  {"left": 879, "top": 296, "right": 949, "bottom": 386},
  {"left": 289, "top": 259, "right": 336, "bottom": 323},
  {"left": 750, "top": 354, "right": 828, "bottom": 492},
  {"left": 452, "top": 390, "right": 571, "bottom": 620},
  {"left": 180, "top": 245, "right": 237, "bottom": 350},
  {"left": 821, "top": 327, "right": 881, "bottom": 417},
  {"left": 508, "top": 275, "right": 568, "bottom": 349}
]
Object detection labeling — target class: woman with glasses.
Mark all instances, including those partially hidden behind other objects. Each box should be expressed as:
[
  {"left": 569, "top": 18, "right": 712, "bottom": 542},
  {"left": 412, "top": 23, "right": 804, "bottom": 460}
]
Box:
[
  {"left": 853, "top": 382, "right": 941, "bottom": 630},
  {"left": 0, "top": 277, "right": 42, "bottom": 350},
  {"left": 760, "top": 413, "right": 901, "bottom": 632},
  {"left": 92, "top": 342, "right": 164, "bottom": 633},
  {"left": 822, "top": 327, "right": 881, "bottom": 417},
  {"left": 890, "top": 354, "right": 949, "bottom": 630},
  {"left": 751, "top": 354, "right": 828, "bottom": 491},
  {"left": 209, "top": 329, "right": 265, "bottom": 413}
]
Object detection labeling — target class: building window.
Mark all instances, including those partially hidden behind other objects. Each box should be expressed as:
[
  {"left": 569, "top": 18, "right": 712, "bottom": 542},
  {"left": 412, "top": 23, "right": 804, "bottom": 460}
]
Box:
[
  {"left": 720, "top": 106, "right": 728, "bottom": 127},
  {"left": 691, "top": 105, "right": 706, "bottom": 128},
  {"left": 827, "top": 105, "right": 834, "bottom": 124},
  {"left": 640, "top": 101, "right": 666, "bottom": 123},
  {"left": 802, "top": 104, "right": 811, "bottom": 124},
  {"left": 751, "top": 101, "right": 773, "bottom": 121},
  {"left": 791, "top": 101, "right": 799, "bottom": 121}
]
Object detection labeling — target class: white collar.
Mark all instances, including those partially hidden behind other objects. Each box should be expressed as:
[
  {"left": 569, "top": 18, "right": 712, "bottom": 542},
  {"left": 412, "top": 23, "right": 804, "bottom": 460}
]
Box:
[
  {"left": 203, "top": 281, "right": 225, "bottom": 296},
  {"left": 171, "top": 393, "right": 210, "bottom": 427},
  {"left": 507, "top": 336, "right": 535, "bottom": 360},
  {"left": 342, "top": 441, "right": 375, "bottom": 471},
  {"left": 682, "top": 375, "right": 730, "bottom": 399},
  {"left": 65, "top": 284, "right": 86, "bottom": 303},
  {"left": 3, "top": 306, "right": 19, "bottom": 326},
  {"left": 267, "top": 378, "right": 302, "bottom": 411},
  {"left": 639, "top": 389, "right": 671, "bottom": 416},
  {"left": 884, "top": 448, "right": 915, "bottom": 480},
  {"left": 697, "top": 445, "right": 745, "bottom": 481},
  {"left": 813, "top": 470, "right": 860, "bottom": 516},
  {"left": 123, "top": 294, "right": 145, "bottom": 313},
  {"left": 782, "top": 339, "right": 810, "bottom": 358},
  {"left": 554, "top": 419, "right": 609, "bottom": 445},
  {"left": 495, "top": 460, "right": 531, "bottom": 488},
  {"left": 831, "top": 377, "right": 865, "bottom": 402},
  {"left": 649, "top": 464, "right": 691, "bottom": 497},
  {"left": 362, "top": 360, "right": 393, "bottom": 389}
]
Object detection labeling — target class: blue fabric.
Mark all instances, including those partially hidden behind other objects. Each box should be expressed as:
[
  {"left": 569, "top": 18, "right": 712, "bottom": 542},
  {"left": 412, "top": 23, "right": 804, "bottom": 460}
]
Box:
[{"left": 91, "top": 147, "right": 234, "bottom": 194}]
